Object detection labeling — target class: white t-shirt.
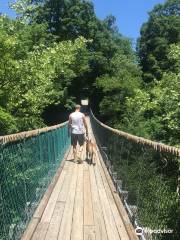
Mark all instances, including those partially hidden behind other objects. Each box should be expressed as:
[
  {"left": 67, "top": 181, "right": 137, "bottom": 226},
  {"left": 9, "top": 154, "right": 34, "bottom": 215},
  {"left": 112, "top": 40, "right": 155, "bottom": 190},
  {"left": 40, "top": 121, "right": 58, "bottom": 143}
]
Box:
[{"left": 70, "top": 112, "right": 85, "bottom": 134}]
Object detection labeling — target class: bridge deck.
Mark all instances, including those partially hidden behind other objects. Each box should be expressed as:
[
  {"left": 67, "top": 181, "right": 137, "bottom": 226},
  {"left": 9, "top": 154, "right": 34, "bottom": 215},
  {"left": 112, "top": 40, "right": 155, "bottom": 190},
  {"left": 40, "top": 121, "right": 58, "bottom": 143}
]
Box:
[{"left": 22, "top": 118, "right": 137, "bottom": 240}]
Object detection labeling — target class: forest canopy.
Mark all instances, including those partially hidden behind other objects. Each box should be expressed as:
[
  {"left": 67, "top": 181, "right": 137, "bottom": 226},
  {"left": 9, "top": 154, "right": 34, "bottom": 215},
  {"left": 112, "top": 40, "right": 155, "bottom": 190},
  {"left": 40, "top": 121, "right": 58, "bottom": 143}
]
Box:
[{"left": 0, "top": 0, "right": 180, "bottom": 148}]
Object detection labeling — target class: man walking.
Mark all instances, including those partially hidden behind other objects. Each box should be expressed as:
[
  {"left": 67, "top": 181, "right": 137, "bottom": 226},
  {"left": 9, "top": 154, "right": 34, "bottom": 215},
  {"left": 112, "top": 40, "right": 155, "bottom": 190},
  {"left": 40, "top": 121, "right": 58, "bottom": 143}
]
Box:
[{"left": 68, "top": 104, "right": 88, "bottom": 163}]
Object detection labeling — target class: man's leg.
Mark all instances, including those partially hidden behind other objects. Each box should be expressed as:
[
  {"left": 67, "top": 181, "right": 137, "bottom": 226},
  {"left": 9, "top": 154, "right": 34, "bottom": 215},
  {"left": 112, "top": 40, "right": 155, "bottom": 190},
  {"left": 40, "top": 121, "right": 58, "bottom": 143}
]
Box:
[
  {"left": 71, "top": 134, "right": 78, "bottom": 162},
  {"left": 77, "top": 134, "right": 85, "bottom": 163},
  {"left": 73, "top": 145, "right": 77, "bottom": 161}
]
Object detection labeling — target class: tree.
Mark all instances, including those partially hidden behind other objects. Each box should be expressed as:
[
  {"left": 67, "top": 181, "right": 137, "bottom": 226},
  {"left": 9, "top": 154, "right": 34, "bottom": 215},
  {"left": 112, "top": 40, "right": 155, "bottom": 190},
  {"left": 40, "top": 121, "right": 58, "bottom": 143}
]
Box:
[
  {"left": 121, "top": 44, "right": 180, "bottom": 146},
  {"left": 11, "top": 0, "right": 134, "bottom": 103},
  {"left": 95, "top": 52, "right": 142, "bottom": 125},
  {"left": 0, "top": 15, "right": 89, "bottom": 132},
  {"left": 138, "top": 0, "right": 180, "bottom": 82},
  {"left": 149, "top": 44, "right": 180, "bottom": 145}
]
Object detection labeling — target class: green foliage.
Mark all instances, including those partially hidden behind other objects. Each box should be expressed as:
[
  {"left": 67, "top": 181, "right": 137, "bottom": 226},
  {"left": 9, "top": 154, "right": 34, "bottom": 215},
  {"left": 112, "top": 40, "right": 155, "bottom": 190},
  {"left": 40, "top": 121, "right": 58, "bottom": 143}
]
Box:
[
  {"left": 12, "top": 0, "right": 134, "bottom": 103},
  {"left": 168, "top": 43, "right": 180, "bottom": 72},
  {"left": 120, "top": 44, "right": 180, "bottom": 146},
  {"left": 0, "top": 15, "right": 89, "bottom": 132},
  {"left": 7, "top": 0, "right": 179, "bottom": 149},
  {"left": 95, "top": 53, "right": 142, "bottom": 124},
  {"left": 138, "top": 0, "right": 180, "bottom": 82},
  {"left": 151, "top": 72, "right": 180, "bottom": 145},
  {"left": 0, "top": 107, "right": 17, "bottom": 135}
]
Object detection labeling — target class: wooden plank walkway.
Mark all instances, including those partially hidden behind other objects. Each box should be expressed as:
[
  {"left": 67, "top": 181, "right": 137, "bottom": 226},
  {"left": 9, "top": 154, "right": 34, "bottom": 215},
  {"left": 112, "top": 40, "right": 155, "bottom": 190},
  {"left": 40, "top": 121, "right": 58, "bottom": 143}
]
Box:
[{"left": 22, "top": 118, "right": 138, "bottom": 240}]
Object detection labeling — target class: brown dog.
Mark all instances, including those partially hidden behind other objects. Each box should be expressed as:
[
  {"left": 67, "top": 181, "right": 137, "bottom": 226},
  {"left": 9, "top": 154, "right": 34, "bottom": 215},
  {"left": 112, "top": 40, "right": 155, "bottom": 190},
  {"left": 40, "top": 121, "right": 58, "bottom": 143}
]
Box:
[{"left": 86, "top": 138, "right": 96, "bottom": 165}]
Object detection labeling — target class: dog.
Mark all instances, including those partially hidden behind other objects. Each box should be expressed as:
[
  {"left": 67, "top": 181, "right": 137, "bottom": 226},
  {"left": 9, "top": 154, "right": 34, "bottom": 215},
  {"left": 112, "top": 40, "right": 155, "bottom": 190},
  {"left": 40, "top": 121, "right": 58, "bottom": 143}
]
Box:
[{"left": 86, "top": 137, "right": 96, "bottom": 165}]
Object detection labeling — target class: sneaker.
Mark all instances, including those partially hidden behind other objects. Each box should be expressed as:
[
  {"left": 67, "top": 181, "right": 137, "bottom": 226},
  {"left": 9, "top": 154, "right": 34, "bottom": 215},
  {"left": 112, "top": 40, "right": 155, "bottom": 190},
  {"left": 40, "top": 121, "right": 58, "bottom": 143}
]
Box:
[
  {"left": 77, "top": 156, "right": 83, "bottom": 164},
  {"left": 73, "top": 156, "right": 77, "bottom": 163}
]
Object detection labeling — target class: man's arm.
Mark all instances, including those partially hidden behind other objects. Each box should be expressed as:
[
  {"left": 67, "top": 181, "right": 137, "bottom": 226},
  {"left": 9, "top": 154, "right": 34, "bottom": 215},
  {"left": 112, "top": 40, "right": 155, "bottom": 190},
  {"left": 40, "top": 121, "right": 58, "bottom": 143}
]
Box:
[{"left": 83, "top": 116, "right": 88, "bottom": 136}]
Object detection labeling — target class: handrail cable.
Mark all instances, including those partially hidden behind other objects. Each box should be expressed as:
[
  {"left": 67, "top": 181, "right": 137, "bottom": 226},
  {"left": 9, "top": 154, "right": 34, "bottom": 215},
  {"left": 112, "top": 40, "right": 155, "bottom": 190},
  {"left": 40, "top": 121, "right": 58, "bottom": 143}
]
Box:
[
  {"left": 0, "top": 121, "right": 68, "bottom": 145},
  {"left": 90, "top": 109, "right": 180, "bottom": 157}
]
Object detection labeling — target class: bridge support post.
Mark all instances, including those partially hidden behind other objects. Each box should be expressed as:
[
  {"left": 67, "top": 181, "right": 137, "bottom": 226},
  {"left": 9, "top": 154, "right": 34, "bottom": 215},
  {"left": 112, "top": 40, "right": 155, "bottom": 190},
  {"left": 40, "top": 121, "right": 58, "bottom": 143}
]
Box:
[
  {"left": 109, "top": 164, "right": 114, "bottom": 177},
  {"left": 121, "top": 190, "right": 128, "bottom": 201},
  {"left": 116, "top": 180, "right": 128, "bottom": 201},
  {"left": 116, "top": 179, "right": 139, "bottom": 227},
  {"left": 112, "top": 172, "right": 117, "bottom": 184},
  {"left": 129, "top": 205, "right": 138, "bottom": 224},
  {"left": 116, "top": 179, "right": 123, "bottom": 190},
  {"left": 129, "top": 205, "right": 138, "bottom": 216}
]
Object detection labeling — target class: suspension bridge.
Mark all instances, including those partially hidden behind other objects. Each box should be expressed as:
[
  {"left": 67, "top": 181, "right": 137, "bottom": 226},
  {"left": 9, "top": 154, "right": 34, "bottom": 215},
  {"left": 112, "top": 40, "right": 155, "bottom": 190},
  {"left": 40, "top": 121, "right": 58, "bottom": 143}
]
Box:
[{"left": 0, "top": 111, "right": 179, "bottom": 240}]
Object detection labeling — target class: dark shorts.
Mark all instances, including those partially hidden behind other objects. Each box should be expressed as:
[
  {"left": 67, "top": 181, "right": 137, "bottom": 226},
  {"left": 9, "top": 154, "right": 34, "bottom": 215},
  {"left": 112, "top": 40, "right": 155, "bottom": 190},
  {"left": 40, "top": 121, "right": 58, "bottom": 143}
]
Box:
[{"left": 71, "top": 133, "right": 85, "bottom": 146}]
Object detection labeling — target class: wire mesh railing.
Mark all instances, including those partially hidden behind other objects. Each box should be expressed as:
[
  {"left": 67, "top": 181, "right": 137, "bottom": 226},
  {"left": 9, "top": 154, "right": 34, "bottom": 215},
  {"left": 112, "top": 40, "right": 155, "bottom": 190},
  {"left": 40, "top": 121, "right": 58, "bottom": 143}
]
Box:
[
  {"left": 90, "top": 110, "right": 180, "bottom": 240},
  {"left": 0, "top": 122, "right": 70, "bottom": 240}
]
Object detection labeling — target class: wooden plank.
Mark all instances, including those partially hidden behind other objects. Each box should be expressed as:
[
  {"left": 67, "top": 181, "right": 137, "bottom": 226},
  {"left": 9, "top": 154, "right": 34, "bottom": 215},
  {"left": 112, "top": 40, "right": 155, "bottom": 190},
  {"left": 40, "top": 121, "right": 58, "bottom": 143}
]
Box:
[
  {"left": 41, "top": 170, "right": 66, "bottom": 223},
  {"left": 33, "top": 147, "right": 71, "bottom": 219},
  {"left": 84, "top": 226, "right": 96, "bottom": 240},
  {"left": 57, "top": 163, "right": 78, "bottom": 240},
  {"left": 21, "top": 218, "right": 39, "bottom": 240},
  {"left": 99, "top": 155, "right": 138, "bottom": 240},
  {"left": 94, "top": 162, "right": 120, "bottom": 240},
  {"left": 89, "top": 164, "right": 108, "bottom": 240},
  {"left": 83, "top": 163, "right": 94, "bottom": 226},
  {"left": 96, "top": 157, "right": 129, "bottom": 240},
  {"left": 57, "top": 160, "right": 74, "bottom": 202},
  {"left": 85, "top": 117, "right": 107, "bottom": 239},
  {"left": 21, "top": 147, "right": 71, "bottom": 240},
  {"left": 41, "top": 151, "right": 74, "bottom": 223},
  {"left": 44, "top": 202, "right": 65, "bottom": 240},
  {"left": 31, "top": 222, "right": 49, "bottom": 240},
  {"left": 71, "top": 163, "right": 84, "bottom": 240}
]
